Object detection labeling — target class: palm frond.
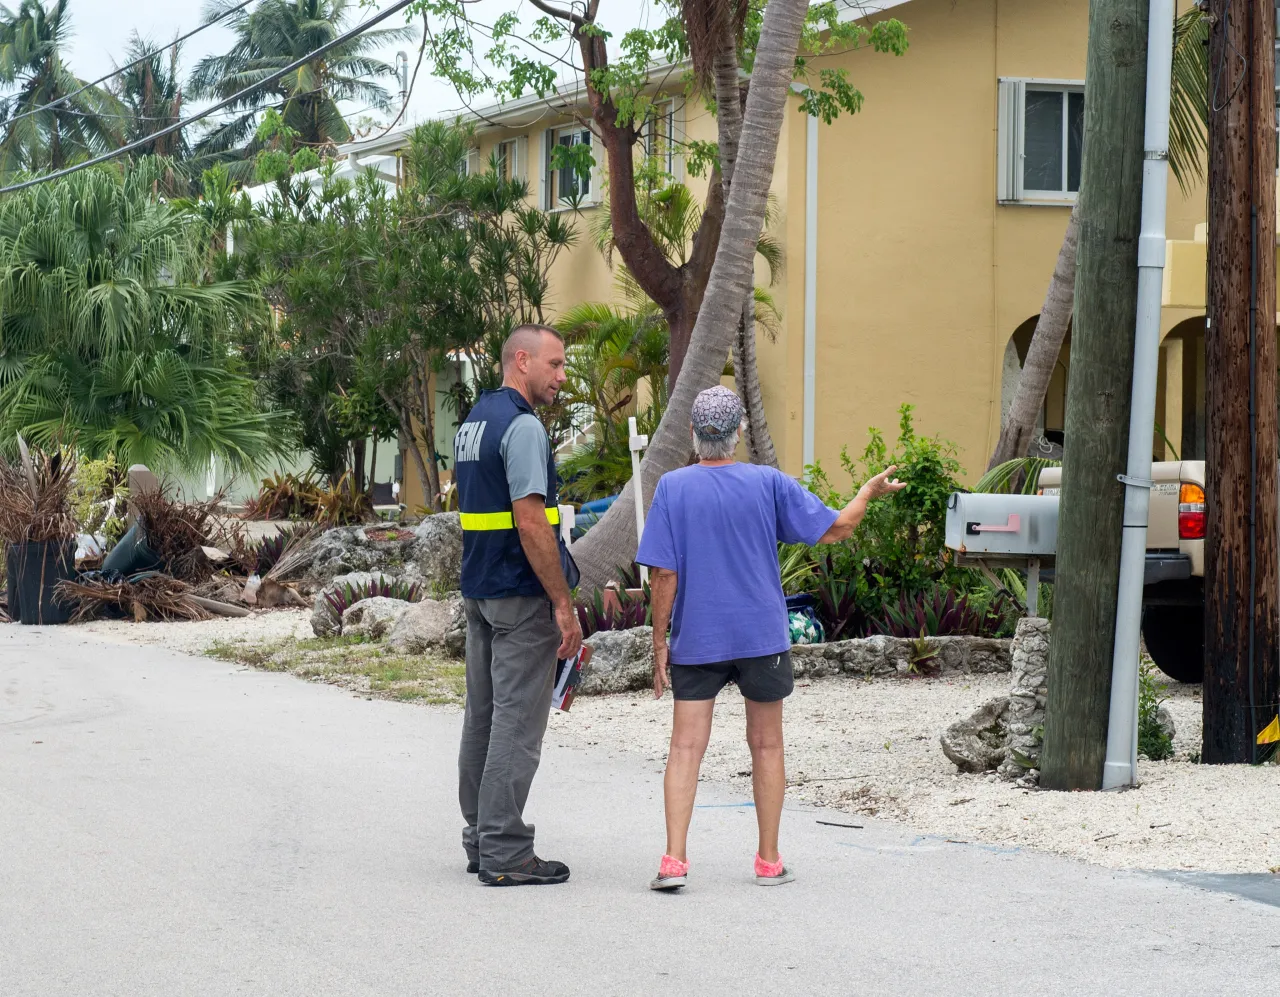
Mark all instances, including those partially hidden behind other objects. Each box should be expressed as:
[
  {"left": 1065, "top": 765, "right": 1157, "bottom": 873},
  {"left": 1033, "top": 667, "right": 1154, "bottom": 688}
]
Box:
[
  {"left": 973, "top": 457, "right": 1061, "bottom": 495},
  {"left": 1169, "top": 6, "right": 1208, "bottom": 197}
]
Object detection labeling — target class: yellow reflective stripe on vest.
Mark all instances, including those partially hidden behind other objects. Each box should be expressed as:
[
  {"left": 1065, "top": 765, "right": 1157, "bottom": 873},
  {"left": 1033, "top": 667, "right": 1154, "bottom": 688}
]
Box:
[{"left": 460, "top": 507, "right": 560, "bottom": 531}]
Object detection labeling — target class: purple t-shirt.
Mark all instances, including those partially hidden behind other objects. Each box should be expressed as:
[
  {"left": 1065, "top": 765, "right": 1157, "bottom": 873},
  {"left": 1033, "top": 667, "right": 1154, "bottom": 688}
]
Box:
[{"left": 636, "top": 463, "right": 839, "bottom": 665}]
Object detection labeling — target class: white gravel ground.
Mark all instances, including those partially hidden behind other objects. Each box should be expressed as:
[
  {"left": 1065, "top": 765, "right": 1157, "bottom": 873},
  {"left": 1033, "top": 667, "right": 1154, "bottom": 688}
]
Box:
[
  {"left": 58, "top": 611, "right": 1280, "bottom": 873},
  {"left": 70, "top": 607, "right": 314, "bottom": 655}
]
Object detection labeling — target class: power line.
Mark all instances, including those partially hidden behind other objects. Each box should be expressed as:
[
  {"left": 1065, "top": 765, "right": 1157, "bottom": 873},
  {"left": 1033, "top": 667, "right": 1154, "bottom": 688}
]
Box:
[
  {"left": 0, "top": 0, "right": 258, "bottom": 131},
  {"left": 0, "top": 0, "right": 416, "bottom": 195}
]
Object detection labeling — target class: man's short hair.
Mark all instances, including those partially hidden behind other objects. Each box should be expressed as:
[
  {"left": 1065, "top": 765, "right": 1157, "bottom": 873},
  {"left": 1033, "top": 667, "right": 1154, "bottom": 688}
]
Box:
[{"left": 501, "top": 324, "right": 564, "bottom": 370}]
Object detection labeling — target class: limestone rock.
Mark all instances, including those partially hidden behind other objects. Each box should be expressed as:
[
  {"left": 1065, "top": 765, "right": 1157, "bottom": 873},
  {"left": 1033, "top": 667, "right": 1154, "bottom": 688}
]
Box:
[
  {"left": 342, "top": 597, "right": 412, "bottom": 639},
  {"left": 997, "top": 617, "right": 1050, "bottom": 780},
  {"left": 291, "top": 514, "right": 463, "bottom": 592},
  {"left": 941, "top": 696, "right": 1011, "bottom": 773},
  {"left": 579, "top": 627, "right": 654, "bottom": 695},
  {"left": 791, "top": 634, "right": 1013, "bottom": 679},
  {"left": 1156, "top": 704, "right": 1176, "bottom": 743},
  {"left": 386, "top": 596, "right": 465, "bottom": 655},
  {"left": 310, "top": 571, "right": 398, "bottom": 637},
  {"left": 409, "top": 513, "right": 463, "bottom": 591}
]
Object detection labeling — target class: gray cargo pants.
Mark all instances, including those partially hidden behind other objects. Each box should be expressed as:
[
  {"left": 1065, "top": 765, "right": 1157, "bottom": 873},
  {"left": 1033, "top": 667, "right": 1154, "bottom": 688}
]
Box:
[{"left": 458, "top": 594, "right": 560, "bottom": 872}]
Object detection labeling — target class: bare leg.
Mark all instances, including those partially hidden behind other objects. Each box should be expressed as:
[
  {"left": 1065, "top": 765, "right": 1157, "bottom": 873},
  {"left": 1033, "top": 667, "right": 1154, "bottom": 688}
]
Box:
[
  {"left": 745, "top": 698, "right": 785, "bottom": 863},
  {"left": 663, "top": 699, "right": 715, "bottom": 862}
]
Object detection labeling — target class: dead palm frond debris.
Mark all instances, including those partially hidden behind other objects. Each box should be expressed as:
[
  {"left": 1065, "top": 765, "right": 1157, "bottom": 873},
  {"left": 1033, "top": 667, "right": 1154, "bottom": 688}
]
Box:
[
  {"left": 0, "top": 438, "right": 77, "bottom": 545},
  {"left": 55, "top": 574, "right": 211, "bottom": 622}
]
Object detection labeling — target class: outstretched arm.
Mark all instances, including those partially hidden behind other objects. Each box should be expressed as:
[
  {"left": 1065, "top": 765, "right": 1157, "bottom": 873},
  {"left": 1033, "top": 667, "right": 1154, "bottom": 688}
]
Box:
[{"left": 817, "top": 465, "right": 907, "bottom": 544}]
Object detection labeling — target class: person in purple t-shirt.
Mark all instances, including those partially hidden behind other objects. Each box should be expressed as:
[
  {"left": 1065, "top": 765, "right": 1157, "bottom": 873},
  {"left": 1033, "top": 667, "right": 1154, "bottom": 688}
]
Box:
[{"left": 637, "top": 386, "right": 905, "bottom": 891}]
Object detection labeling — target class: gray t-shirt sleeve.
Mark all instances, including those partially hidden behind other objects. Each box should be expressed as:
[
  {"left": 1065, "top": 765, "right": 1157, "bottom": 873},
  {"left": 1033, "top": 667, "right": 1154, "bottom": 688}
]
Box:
[{"left": 499, "top": 413, "right": 551, "bottom": 502}]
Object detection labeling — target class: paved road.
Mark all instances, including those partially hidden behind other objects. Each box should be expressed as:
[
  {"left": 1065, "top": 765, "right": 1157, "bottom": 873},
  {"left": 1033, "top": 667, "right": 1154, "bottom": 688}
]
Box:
[{"left": 3, "top": 627, "right": 1278, "bottom": 996}]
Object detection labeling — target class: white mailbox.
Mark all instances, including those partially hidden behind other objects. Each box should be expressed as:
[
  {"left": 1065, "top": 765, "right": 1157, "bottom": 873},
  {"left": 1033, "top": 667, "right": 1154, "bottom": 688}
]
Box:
[{"left": 944, "top": 493, "right": 1059, "bottom": 559}]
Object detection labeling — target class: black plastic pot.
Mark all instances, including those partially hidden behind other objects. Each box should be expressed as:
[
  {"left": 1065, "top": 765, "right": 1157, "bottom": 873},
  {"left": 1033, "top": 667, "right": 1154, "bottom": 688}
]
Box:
[
  {"left": 11, "top": 540, "right": 75, "bottom": 625},
  {"left": 4, "top": 544, "right": 19, "bottom": 621}
]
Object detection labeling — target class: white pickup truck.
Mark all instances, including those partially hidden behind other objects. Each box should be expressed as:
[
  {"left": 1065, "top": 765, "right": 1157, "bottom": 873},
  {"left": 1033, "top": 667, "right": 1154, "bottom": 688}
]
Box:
[{"left": 1037, "top": 463, "right": 1204, "bottom": 683}]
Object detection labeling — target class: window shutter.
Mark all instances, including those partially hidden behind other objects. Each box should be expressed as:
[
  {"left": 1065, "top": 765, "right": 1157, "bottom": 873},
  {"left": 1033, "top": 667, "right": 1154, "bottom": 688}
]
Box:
[
  {"left": 671, "top": 99, "right": 685, "bottom": 182},
  {"left": 542, "top": 128, "right": 555, "bottom": 209},
  {"left": 466, "top": 147, "right": 481, "bottom": 176},
  {"left": 996, "top": 79, "right": 1025, "bottom": 202},
  {"left": 586, "top": 130, "right": 603, "bottom": 204},
  {"left": 515, "top": 135, "right": 528, "bottom": 180}
]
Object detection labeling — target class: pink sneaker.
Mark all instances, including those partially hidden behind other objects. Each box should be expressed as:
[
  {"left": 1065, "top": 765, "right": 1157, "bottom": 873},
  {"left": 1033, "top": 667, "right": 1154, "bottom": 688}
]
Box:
[
  {"left": 754, "top": 852, "right": 795, "bottom": 886},
  {"left": 649, "top": 854, "right": 689, "bottom": 891}
]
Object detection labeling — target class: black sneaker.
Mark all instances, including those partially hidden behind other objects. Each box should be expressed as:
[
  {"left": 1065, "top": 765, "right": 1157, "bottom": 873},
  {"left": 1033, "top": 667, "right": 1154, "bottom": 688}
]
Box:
[
  {"left": 478, "top": 856, "right": 570, "bottom": 886},
  {"left": 467, "top": 860, "right": 480, "bottom": 874}
]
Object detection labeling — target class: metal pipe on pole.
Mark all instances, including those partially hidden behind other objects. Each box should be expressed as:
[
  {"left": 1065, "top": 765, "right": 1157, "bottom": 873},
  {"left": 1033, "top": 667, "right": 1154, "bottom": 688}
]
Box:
[
  {"left": 1102, "top": 0, "right": 1175, "bottom": 790},
  {"left": 628, "top": 415, "right": 649, "bottom": 587},
  {"left": 790, "top": 83, "right": 819, "bottom": 469}
]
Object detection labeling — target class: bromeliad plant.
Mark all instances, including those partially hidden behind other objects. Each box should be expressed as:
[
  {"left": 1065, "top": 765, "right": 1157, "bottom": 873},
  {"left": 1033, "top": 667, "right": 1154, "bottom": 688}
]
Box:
[
  {"left": 873, "top": 582, "right": 1010, "bottom": 639},
  {"left": 575, "top": 567, "right": 652, "bottom": 638},
  {"left": 575, "top": 587, "right": 650, "bottom": 638},
  {"left": 322, "top": 576, "right": 423, "bottom": 620}
]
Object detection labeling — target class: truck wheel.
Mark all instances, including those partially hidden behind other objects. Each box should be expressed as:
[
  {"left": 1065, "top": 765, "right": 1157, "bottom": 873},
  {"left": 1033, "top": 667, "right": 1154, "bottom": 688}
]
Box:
[{"left": 1141, "top": 605, "right": 1204, "bottom": 684}]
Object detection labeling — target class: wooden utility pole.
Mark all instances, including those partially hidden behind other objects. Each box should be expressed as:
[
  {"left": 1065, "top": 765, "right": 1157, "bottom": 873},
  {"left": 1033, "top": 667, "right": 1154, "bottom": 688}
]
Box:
[
  {"left": 1203, "top": 0, "right": 1280, "bottom": 764},
  {"left": 1040, "top": 0, "right": 1149, "bottom": 791}
]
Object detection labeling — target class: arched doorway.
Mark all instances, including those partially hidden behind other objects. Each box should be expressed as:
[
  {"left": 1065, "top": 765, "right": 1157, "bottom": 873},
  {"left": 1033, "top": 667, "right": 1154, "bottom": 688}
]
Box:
[
  {"left": 999, "top": 315, "right": 1071, "bottom": 452},
  {"left": 1160, "top": 316, "right": 1206, "bottom": 461}
]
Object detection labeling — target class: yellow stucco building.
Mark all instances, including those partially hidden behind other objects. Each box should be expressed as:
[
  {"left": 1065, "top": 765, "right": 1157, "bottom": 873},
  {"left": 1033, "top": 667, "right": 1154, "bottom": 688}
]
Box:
[{"left": 342, "top": 0, "right": 1220, "bottom": 509}]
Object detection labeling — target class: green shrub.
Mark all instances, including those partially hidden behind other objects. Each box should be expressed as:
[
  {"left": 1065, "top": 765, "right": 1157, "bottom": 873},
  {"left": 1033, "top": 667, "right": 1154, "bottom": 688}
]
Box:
[
  {"left": 1138, "top": 660, "right": 1174, "bottom": 761},
  {"left": 785, "top": 404, "right": 968, "bottom": 638}
]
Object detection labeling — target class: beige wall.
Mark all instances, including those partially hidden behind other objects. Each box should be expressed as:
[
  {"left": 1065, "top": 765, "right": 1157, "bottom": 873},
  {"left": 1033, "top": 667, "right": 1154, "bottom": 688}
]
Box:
[{"left": 777, "top": 0, "right": 1207, "bottom": 486}]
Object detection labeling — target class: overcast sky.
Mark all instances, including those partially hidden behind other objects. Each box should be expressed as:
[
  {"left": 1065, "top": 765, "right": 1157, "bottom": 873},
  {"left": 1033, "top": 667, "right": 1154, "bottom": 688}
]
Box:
[{"left": 60, "top": 0, "right": 665, "bottom": 140}]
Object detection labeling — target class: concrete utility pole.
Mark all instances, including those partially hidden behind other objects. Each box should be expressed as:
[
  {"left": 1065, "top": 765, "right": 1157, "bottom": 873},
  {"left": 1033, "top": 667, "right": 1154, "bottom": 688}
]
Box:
[
  {"left": 1041, "top": 0, "right": 1150, "bottom": 791},
  {"left": 1203, "top": 0, "right": 1280, "bottom": 763}
]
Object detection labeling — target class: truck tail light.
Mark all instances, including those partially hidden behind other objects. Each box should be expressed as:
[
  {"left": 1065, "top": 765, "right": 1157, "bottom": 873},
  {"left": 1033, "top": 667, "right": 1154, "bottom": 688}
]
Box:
[{"left": 1179, "top": 483, "right": 1206, "bottom": 540}]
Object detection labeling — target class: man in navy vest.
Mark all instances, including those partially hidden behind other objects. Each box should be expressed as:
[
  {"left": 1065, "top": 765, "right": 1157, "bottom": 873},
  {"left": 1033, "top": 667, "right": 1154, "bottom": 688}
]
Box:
[{"left": 454, "top": 323, "right": 583, "bottom": 886}]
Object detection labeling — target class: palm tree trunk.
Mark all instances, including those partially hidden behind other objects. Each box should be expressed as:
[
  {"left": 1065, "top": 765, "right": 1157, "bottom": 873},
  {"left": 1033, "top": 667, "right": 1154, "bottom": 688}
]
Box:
[
  {"left": 733, "top": 298, "right": 778, "bottom": 466},
  {"left": 571, "top": 0, "right": 808, "bottom": 590},
  {"left": 714, "top": 17, "right": 777, "bottom": 468},
  {"left": 988, "top": 202, "right": 1081, "bottom": 469}
]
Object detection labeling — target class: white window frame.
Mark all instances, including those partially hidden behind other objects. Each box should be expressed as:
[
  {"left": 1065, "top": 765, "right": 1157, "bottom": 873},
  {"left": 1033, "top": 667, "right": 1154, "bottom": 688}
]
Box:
[
  {"left": 495, "top": 137, "right": 526, "bottom": 182},
  {"left": 644, "top": 98, "right": 678, "bottom": 177},
  {"left": 543, "top": 125, "right": 597, "bottom": 210},
  {"left": 997, "top": 78, "right": 1084, "bottom": 205}
]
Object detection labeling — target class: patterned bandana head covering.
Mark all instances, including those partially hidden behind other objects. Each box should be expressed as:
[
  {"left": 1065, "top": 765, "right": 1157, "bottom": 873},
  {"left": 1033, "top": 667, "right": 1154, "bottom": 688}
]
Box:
[{"left": 690, "top": 385, "right": 744, "bottom": 441}]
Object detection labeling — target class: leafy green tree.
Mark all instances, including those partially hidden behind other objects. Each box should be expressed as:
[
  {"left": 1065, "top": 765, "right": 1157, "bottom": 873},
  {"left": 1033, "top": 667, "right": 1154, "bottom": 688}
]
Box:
[
  {"left": 0, "top": 161, "right": 285, "bottom": 472},
  {"left": 0, "top": 0, "right": 121, "bottom": 178},
  {"left": 237, "top": 158, "right": 389, "bottom": 487},
  {"left": 241, "top": 121, "right": 573, "bottom": 509},
  {"left": 173, "top": 162, "right": 256, "bottom": 279},
  {"left": 361, "top": 121, "right": 575, "bottom": 508},
  {"left": 189, "top": 0, "right": 413, "bottom": 172}
]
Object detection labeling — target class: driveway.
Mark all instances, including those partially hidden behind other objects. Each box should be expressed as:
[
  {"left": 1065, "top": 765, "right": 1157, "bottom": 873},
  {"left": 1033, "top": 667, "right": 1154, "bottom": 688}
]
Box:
[{"left": 2, "top": 627, "right": 1277, "bottom": 996}]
